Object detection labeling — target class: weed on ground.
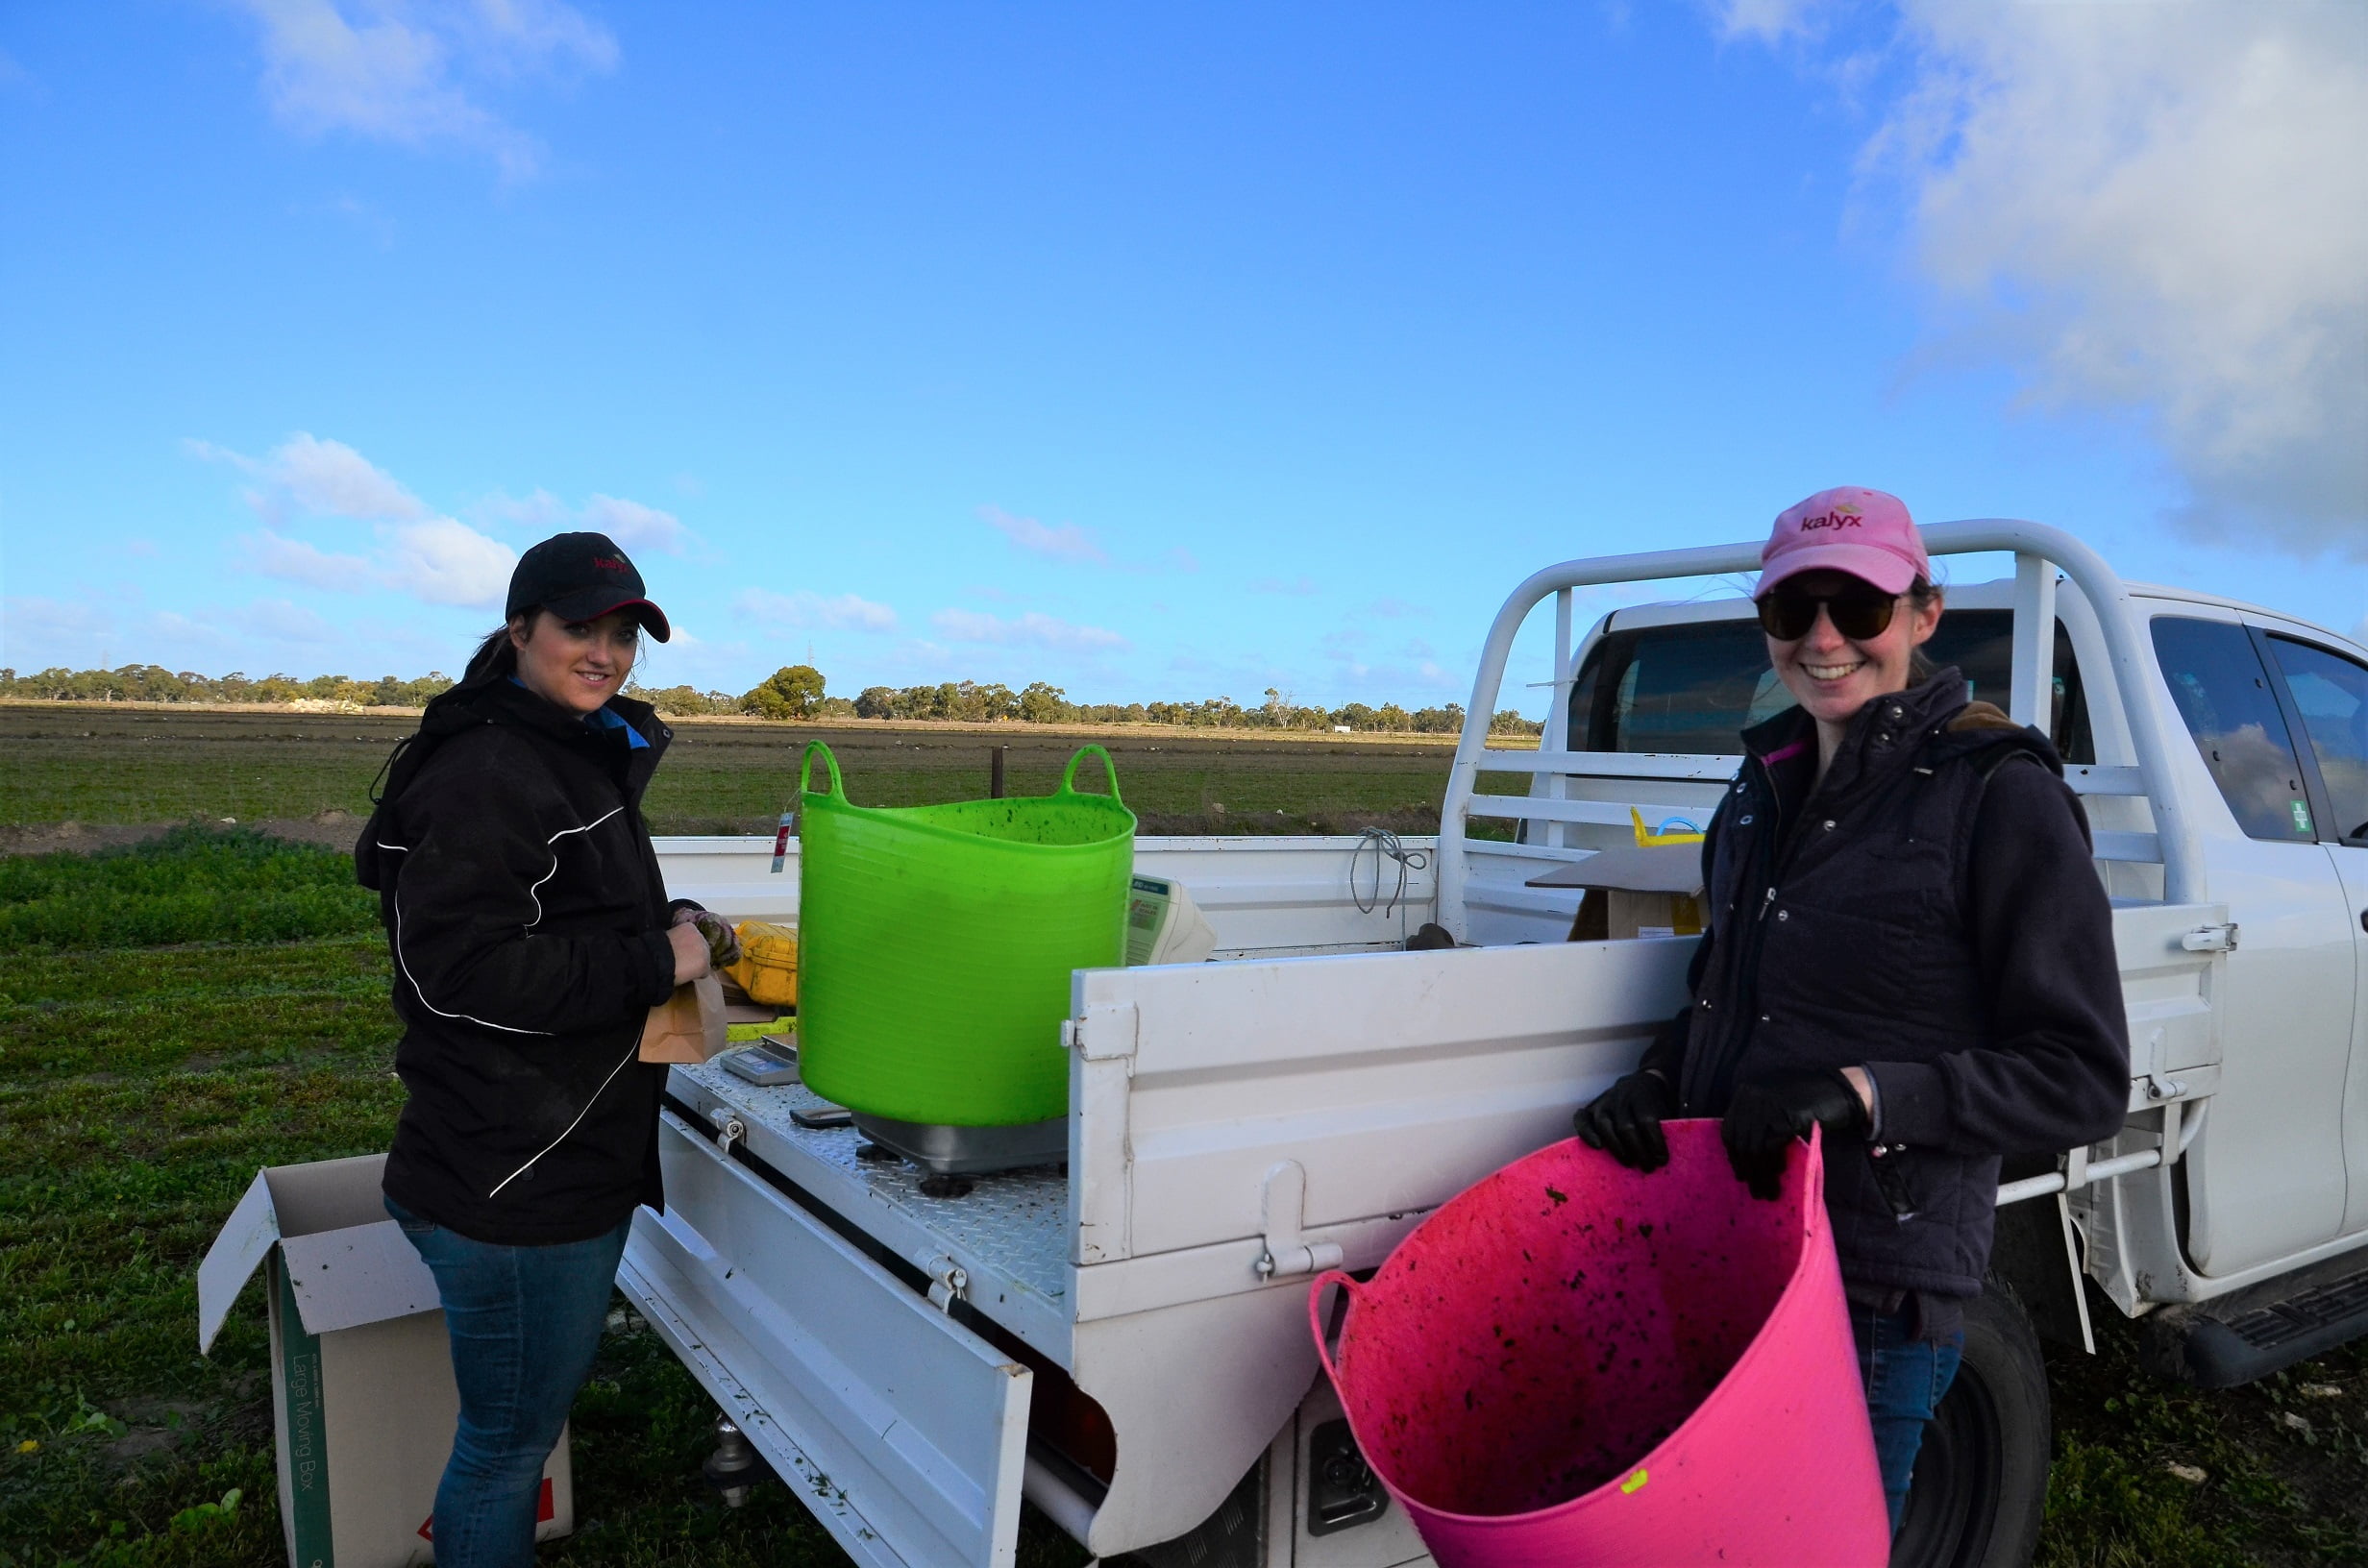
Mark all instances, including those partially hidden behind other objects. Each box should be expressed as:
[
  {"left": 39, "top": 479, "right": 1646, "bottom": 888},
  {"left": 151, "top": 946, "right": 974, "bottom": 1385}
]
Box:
[
  {"left": 2039, "top": 1308, "right": 2368, "bottom": 1567},
  {"left": 5, "top": 813, "right": 2364, "bottom": 1563},
  {"left": 0, "top": 826, "right": 378, "bottom": 950},
  {"left": 0, "top": 834, "right": 1088, "bottom": 1568}
]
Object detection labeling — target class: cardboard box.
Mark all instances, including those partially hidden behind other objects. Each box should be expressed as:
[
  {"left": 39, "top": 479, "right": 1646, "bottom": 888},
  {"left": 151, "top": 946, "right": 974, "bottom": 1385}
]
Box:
[
  {"left": 1528, "top": 842, "right": 1706, "bottom": 941},
  {"left": 198, "top": 1153, "right": 574, "bottom": 1567}
]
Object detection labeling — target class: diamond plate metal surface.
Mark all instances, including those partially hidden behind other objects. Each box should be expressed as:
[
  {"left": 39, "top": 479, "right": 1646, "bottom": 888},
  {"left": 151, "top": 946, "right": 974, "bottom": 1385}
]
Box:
[{"left": 678, "top": 1062, "right": 1072, "bottom": 1307}]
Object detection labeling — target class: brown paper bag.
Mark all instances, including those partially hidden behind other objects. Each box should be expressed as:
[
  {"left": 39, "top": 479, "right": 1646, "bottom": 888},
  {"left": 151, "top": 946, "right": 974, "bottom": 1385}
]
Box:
[{"left": 639, "top": 972, "right": 728, "bottom": 1064}]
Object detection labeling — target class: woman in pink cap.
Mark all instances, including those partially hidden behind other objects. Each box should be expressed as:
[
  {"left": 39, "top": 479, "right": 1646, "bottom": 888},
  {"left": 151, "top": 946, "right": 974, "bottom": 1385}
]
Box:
[{"left": 1575, "top": 487, "right": 2129, "bottom": 1536}]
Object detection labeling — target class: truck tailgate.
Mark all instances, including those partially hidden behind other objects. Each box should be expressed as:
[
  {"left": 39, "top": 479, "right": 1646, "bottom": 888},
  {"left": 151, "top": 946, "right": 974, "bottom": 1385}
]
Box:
[{"left": 619, "top": 1109, "right": 1034, "bottom": 1568}]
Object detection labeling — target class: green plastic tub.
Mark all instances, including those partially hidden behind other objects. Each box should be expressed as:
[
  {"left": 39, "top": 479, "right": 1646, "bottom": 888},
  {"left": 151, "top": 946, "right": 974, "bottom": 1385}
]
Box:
[{"left": 795, "top": 741, "right": 1137, "bottom": 1126}]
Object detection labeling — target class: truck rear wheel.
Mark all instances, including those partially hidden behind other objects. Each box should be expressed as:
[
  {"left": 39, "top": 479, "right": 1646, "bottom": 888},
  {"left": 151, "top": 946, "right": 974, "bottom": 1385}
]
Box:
[{"left": 1889, "top": 1279, "right": 2051, "bottom": 1568}]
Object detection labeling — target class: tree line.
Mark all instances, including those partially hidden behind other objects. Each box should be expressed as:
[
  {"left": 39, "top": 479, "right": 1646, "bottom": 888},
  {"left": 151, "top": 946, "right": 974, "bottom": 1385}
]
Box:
[
  {"left": 0, "top": 663, "right": 1543, "bottom": 736},
  {"left": 0, "top": 665, "right": 457, "bottom": 708}
]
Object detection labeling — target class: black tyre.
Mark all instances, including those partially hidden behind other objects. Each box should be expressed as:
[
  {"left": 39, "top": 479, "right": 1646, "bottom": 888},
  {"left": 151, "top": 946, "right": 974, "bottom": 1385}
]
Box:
[{"left": 1890, "top": 1279, "right": 2052, "bottom": 1568}]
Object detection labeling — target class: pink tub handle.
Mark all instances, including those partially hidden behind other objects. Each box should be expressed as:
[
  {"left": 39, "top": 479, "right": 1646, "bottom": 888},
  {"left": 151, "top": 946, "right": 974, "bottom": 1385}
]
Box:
[
  {"left": 1308, "top": 1268, "right": 1361, "bottom": 1383},
  {"left": 1802, "top": 1123, "right": 1828, "bottom": 1230}
]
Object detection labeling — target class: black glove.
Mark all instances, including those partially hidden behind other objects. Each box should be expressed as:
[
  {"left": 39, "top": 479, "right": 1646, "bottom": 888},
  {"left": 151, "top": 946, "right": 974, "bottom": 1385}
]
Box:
[
  {"left": 1573, "top": 1070, "right": 1675, "bottom": 1173},
  {"left": 1721, "top": 1069, "right": 1870, "bottom": 1201}
]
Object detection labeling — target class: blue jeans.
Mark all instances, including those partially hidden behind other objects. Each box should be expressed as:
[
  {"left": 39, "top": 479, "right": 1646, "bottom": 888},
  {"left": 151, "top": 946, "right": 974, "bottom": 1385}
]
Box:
[
  {"left": 1854, "top": 1302, "right": 1964, "bottom": 1534},
  {"left": 386, "top": 1197, "right": 629, "bottom": 1568}
]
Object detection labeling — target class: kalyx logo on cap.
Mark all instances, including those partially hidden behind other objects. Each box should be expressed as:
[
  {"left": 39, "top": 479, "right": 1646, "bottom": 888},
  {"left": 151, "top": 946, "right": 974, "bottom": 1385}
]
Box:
[{"left": 1759, "top": 486, "right": 1928, "bottom": 598}]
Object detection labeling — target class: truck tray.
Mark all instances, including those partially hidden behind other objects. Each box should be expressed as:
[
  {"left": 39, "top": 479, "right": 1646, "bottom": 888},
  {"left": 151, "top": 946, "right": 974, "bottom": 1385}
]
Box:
[{"left": 661, "top": 1064, "right": 1074, "bottom": 1363}]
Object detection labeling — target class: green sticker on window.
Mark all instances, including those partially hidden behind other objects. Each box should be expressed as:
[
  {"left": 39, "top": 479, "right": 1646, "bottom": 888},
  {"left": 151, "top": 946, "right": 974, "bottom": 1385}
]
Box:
[{"left": 2293, "top": 799, "right": 2314, "bottom": 835}]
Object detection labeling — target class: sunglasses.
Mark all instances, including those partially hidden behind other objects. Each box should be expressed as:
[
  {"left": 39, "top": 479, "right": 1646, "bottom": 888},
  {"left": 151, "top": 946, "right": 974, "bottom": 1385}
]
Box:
[{"left": 1755, "top": 583, "right": 1901, "bottom": 641}]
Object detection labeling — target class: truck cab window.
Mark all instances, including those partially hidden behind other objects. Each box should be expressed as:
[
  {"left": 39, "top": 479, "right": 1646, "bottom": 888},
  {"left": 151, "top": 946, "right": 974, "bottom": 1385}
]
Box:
[
  {"left": 2266, "top": 636, "right": 2368, "bottom": 843},
  {"left": 1568, "top": 609, "right": 2094, "bottom": 762},
  {"left": 1577, "top": 620, "right": 1772, "bottom": 754},
  {"left": 2152, "top": 616, "right": 2317, "bottom": 842}
]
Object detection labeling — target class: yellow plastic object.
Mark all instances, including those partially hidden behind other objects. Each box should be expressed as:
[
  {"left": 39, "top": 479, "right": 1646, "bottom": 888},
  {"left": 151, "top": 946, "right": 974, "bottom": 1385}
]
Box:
[
  {"left": 726, "top": 920, "right": 801, "bottom": 1008},
  {"left": 1630, "top": 807, "right": 1707, "bottom": 847},
  {"left": 796, "top": 741, "right": 1135, "bottom": 1126}
]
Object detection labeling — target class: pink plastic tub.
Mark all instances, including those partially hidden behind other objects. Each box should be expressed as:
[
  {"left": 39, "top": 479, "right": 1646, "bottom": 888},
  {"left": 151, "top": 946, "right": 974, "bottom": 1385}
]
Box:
[{"left": 1309, "top": 1121, "right": 1886, "bottom": 1567}]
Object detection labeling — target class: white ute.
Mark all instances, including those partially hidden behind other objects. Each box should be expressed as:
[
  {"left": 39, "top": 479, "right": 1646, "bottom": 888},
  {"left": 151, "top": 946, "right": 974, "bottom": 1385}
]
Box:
[{"left": 630, "top": 521, "right": 2368, "bottom": 1568}]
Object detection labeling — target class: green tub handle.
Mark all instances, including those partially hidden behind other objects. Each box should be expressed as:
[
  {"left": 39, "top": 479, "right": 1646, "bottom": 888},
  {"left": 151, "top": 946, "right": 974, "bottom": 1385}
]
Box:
[
  {"left": 801, "top": 740, "right": 847, "bottom": 801},
  {"left": 1058, "top": 745, "right": 1123, "bottom": 805}
]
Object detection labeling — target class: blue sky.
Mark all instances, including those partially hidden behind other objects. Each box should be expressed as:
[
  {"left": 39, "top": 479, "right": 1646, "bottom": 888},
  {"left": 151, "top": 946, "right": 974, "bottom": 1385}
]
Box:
[{"left": 2, "top": 2, "right": 2360, "bottom": 713}]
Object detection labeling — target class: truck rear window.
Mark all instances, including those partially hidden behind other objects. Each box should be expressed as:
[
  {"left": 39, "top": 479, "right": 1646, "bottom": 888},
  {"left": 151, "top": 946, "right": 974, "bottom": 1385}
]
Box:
[{"left": 1566, "top": 610, "right": 2094, "bottom": 762}]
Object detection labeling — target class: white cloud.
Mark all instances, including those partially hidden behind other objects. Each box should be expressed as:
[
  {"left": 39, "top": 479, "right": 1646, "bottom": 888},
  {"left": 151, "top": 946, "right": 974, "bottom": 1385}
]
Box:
[
  {"left": 193, "top": 431, "right": 429, "bottom": 524},
  {"left": 384, "top": 517, "right": 517, "bottom": 606},
  {"left": 226, "top": 0, "right": 616, "bottom": 178},
  {"left": 478, "top": 486, "right": 574, "bottom": 529},
  {"left": 734, "top": 589, "right": 900, "bottom": 633},
  {"left": 243, "top": 528, "right": 382, "bottom": 592},
  {"left": 981, "top": 504, "right": 1109, "bottom": 566},
  {"left": 478, "top": 487, "right": 696, "bottom": 554},
  {"left": 580, "top": 494, "right": 690, "bottom": 554},
  {"left": 196, "top": 435, "right": 689, "bottom": 611},
  {"left": 933, "top": 608, "right": 1128, "bottom": 652},
  {"left": 200, "top": 433, "right": 514, "bottom": 607},
  {"left": 1767, "top": 1, "right": 2368, "bottom": 556},
  {"left": 1713, "top": 0, "right": 1826, "bottom": 44},
  {"left": 272, "top": 431, "right": 430, "bottom": 521}
]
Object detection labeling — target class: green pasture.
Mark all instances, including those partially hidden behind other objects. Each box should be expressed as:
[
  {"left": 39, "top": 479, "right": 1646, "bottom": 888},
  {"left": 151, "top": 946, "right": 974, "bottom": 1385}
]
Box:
[
  {"left": 0, "top": 830, "right": 1088, "bottom": 1567},
  {"left": 1, "top": 732, "right": 2363, "bottom": 1564}
]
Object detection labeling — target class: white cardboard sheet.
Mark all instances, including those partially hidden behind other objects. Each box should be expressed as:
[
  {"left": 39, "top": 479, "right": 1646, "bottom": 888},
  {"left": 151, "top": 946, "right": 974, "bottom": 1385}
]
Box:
[
  {"left": 281, "top": 1220, "right": 442, "bottom": 1336},
  {"left": 198, "top": 1154, "right": 437, "bottom": 1351},
  {"left": 196, "top": 1167, "right": 281, "bottom": 1354}
]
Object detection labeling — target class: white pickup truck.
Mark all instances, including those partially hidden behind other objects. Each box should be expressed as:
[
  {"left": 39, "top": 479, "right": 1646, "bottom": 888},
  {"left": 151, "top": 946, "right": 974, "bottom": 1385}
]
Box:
[{"left": 630, "top": 521, "right": 2368, "bottom": 1568}]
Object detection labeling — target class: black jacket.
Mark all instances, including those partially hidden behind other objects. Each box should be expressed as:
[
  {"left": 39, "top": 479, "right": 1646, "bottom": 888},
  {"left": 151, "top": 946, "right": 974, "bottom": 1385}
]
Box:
[
  {"left": 359, "top": 676, "right": 682, "bottom": 1245},
  {"left": 1639, "top": 671, "right": 2130, "bottom": 1300}
]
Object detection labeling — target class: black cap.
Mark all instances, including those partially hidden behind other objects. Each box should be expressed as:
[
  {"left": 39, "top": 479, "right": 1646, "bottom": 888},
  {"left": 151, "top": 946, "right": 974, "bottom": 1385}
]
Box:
[{"left": 506, "top": 532, "right": 671, "bottom": 642}]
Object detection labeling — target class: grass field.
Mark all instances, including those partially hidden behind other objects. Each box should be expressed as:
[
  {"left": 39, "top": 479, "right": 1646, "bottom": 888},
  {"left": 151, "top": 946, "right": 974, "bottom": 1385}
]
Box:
[
  {"left": 0, "top": 830, "right": 1093, "bottom": 1568},
  {"left": 0, "top": 705, "right": 1514, "bottom": 841},
  {"left": 3, "top": 711, "right": 2366, "bottom": 1565}
]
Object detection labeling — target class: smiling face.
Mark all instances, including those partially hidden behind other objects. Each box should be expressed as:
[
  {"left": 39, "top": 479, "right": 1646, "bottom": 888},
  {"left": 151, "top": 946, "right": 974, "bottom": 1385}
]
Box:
[
  {"left": 1764, "top": 569, "right": 1942, "bottom": 729},
  {"left": 510, "top": 608, "right": 640, "bottom": 716}
]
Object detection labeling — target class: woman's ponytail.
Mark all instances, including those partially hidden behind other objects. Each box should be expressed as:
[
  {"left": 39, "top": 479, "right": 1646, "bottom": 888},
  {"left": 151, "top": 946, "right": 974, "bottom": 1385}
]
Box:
[
  {"left": 1906, "top": 576, "right": 1942, "bottom": 683},
  {"left": 465, "top": 624, "right": 520, "bottom": 682}
]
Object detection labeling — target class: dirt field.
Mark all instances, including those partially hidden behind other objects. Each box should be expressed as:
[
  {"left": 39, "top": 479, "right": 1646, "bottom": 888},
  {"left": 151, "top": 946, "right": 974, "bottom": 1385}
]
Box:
[{"left": 0, "top": 703, "right": 1506, "bottom": 845}]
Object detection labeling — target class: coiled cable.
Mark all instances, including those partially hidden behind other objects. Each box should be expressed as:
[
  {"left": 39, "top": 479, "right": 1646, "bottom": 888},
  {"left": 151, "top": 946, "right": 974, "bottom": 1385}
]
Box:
[{"left": 1351, "top": 826, "right": 1431, "bottom": 941}]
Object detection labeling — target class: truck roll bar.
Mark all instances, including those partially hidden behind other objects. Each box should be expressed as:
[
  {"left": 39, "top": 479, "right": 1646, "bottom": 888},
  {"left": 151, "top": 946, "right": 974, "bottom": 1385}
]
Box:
[{"left": 1438, "top": 520, "right": 2204, "bottom": 938}]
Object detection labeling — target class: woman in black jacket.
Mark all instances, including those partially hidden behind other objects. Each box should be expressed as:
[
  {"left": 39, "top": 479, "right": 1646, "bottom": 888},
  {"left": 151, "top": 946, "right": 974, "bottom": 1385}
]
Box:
[
  {"left": 1573, "top": 488, "right": 2129, "bottom": 1533},
  {"left": 358, "top": 532, "right": 733, "bottom": 1568}
]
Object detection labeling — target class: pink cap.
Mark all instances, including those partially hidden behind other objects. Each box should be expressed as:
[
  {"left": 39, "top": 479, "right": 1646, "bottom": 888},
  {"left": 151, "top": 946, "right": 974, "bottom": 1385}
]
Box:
[{"left": 1758, "top": 486, "right": 1929, "bottom": 597}]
